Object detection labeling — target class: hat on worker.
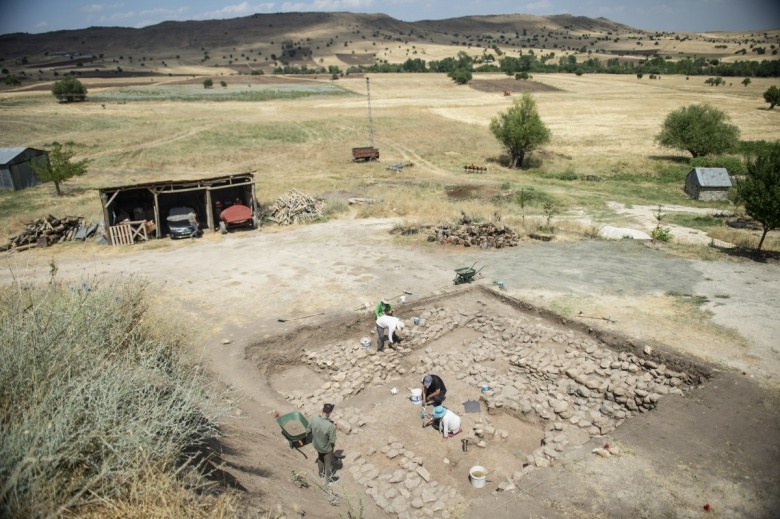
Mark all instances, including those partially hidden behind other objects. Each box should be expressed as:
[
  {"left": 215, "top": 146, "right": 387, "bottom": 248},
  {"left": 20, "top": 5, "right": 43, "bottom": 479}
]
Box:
[
  {"left": 323, "top": 403, "right": 334, "bottom": 414},
  {"left": 422, "top": 375, "right": 432, "bottom": 387},
  {"left": 433, "top": 406, "right": 446, "bottom": 419},
  {"left": 381, "top": 299, "right": 389, "bottom": 305}
]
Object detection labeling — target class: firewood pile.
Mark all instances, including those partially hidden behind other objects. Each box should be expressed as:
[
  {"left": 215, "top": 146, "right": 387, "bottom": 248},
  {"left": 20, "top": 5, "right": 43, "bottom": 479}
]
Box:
[
  {"left": 268, "top": 189, "right": 324, "bottom": 225},
  {"left": 428, "top": 222, "right": 520, "bottom": 249},
  {"left": 2, "top": 215, "right": 91, "bottom": 253}
]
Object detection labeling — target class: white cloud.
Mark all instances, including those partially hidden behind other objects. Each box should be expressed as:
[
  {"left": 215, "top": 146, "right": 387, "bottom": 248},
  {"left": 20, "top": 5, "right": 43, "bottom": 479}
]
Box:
[
  {"left": 34, "top": 21, "right": 50, "bottom": 30},
  {"left": 197, "top": 2, "right": 277, "bottom": 20},
  {"left": 81, "top": 3, "right": 125, "bottom": 14}
]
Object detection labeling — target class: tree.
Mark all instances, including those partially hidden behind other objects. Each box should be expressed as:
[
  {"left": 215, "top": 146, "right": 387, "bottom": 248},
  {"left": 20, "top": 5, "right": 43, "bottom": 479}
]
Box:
[
  {"left": 51, "top": 76, "right": 87, "bottom": 102},
  {"left": 30, "top": 142, "right": 90, "bottom": 196},
  {"left": 5, "top": 74, "right": 20, "bottom": 86},
  {"left": 655, "top": 103, "right": 740, "bottom": 158},
  {"left": 742, "top": 78, "right": 751, "bottom": 87},
  {"left": 448, "top": 68, "right": 472, "bottom": 85},
  {"left": 489, "top": 93, "right": 552, "bottom": 169},
  {"left": 203, "top": 78, "right": 213, "bottom": 89},
  {"left": 764, "top": 85, "right": 780, "bottom": 109},
  {"left": 736, "top": 143, "right": 780, "bottom": 252}
]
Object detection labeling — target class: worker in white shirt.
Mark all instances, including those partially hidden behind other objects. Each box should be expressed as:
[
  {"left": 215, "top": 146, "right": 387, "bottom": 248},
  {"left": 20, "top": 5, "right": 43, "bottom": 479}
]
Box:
[
  {"left": 375, "top": 313, "right": 404, "bottom": 352},
  {"left": 426, "top": 406, "right": 462, "bottom": 442}
]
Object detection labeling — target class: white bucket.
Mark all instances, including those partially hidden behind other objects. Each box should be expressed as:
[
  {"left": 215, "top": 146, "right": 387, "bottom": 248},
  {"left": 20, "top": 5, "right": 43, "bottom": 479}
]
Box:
[
  {"left": 360, "top": 337, "right": 371, "bottom": 348},
  {"left": 469, "top": 466, "right": 487, "bottom": 489},
  {"left": 400, "top": 295, "right": 406, "bottom": 303},
  {"left": 410, "top": 388, "right": 422, "bottom": 404}
]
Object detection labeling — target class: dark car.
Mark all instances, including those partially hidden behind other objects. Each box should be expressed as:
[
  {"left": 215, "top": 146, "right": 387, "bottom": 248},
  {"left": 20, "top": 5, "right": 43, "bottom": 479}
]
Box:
[{"left": 166, "top": 207, "right": 201, "bottom": 239}]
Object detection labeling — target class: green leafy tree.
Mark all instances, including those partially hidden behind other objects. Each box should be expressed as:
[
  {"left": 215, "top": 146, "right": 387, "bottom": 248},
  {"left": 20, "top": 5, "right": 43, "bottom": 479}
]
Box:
[
  {"left": 51, "top": 76, "right": 87, "bottom": 102},
  {"left": 655, "top": 103, "right": 740, "bottom": 158},
  {"left": 30, "top": 142, "right": 90, "bottom": 196},
  {"left": 764, "top": 85, "right": 780, "bottom": 109},
  {"left": 736, "top": 143, "right": 780, "bottom": 252},
  {"left": 203, "top": 78, "right": 213, "bottom": 89},
  {"left": 489, "top": 93, "right": 552, "bottom": 169},
  {"left": 741, "top": 78, "right": 751, "bottom": 87},
  {"left": 448, "top": 68, "right": 472, "bottom": 85},
  {"left": 5, "top": 74, "right": 20, "bottom": 86},
  {"left": 220, "top": 80, "right": 227, "bottom": 87}
]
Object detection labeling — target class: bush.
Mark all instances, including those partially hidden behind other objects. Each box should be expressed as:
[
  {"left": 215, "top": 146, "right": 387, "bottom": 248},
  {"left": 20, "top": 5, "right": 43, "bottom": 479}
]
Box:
[
  {"left": 689, "top": 155, "right": 747, "bottom": 175},
  {"left": 51, "top": 76, "right": 87, "bottom": 102},
  {"left": 203, "top": 78, "right": 213, "bottom": 88},
  {"left": 0, "top": 275, "right": 227, "bottom": 517}
]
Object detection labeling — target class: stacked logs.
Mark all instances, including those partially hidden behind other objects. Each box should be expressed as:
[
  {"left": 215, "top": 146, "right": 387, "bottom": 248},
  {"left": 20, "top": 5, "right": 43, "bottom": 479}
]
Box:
[
  {"left": 428, "top": 222, "right": 520, "bottom": 249},
  {"left": 463, "top": 164, "right": 487, "bottom": 173},
  {"left": 3, "top": 215, "right": 86, "bottom": 252},
  {"left": 269, "top": 189, "right": 324, "bottom": 225}
]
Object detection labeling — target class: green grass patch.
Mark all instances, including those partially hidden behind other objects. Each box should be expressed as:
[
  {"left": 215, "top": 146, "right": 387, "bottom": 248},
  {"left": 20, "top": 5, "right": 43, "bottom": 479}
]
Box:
[
  {"left": 665, "top": 291, "right": 709, "bottom": 306},
  {"left": 665, "top": 213, "right": 724, "bottom": 231},
  {"left": 88, "top": 83, "right": 353, "bottom": 103}
]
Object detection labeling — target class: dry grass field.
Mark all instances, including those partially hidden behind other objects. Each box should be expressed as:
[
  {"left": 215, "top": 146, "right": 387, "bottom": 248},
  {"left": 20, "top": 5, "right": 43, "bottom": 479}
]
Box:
[{"left": 1, "top": 70, "right": 778, "bottom": 250}]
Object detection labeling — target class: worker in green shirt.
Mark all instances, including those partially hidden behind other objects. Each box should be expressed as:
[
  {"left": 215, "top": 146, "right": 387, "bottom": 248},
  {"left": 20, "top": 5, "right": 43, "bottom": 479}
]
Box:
[
  {"left": 375, "top": 298, "right": 393, "bottom": 318},
  {"left": 306, "top": 403, "right": 338, "bottom": 483}
]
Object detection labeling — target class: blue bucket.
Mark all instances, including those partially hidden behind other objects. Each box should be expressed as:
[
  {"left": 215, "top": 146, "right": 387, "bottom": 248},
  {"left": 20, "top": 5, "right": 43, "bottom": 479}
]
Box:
[{"left": 413, "top": 317, "right": 420, "bottom": 325}]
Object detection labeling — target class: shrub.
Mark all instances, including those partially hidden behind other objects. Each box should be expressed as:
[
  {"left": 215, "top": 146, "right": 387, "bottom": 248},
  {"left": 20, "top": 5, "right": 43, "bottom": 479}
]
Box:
[
  {"left": 203, "top": 78, "right": 213, "bottom": 88},
  {"left": 0, "top": 275, "right": 227, "bottom": 517},
  {"left": 689, "top": 156, "right": 747, "bottom": 175},
  {"left": 51, "top": 76, "right": 87, "bottom": 102}
]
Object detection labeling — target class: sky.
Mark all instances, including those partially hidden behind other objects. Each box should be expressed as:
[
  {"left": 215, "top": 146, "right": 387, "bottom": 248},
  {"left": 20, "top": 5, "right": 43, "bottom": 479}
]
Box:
[{"left": 1, "top": 0, "right": 779, "bottom": 36}]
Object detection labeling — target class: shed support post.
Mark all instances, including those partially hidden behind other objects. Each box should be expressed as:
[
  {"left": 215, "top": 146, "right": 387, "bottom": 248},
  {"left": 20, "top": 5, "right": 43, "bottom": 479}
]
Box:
[
  {"left": 205, "top": 189, "right": 214, "bottom": 233},
  {"left": 153, "top": 191, "right": 161, "bottom": 239},
  {"left": 100, "top": 191, "right": 113, "bottom": 245}
]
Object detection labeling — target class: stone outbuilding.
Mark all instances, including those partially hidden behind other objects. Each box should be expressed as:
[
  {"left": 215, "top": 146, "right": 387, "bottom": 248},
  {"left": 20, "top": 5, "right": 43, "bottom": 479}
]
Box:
[
  {"left": 0, "top": 147, "right": 46, "bottom": 191},
  {"left": 684, "top": 167, "right": 732, "bottom": 201}
]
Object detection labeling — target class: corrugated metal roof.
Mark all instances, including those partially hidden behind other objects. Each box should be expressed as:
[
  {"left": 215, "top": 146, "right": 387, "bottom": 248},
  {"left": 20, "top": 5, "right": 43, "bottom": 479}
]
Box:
[
  {"left": 691, "top": 167, "right": 732, "bottom": 188},
  {"left": 0, "top": 147, "right": 27, "bottom": 166}
]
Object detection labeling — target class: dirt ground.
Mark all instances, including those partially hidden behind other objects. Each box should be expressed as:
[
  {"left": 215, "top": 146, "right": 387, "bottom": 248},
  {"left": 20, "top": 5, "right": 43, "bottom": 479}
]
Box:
[{"left": 2, "top": 214, "right": 779, "bottom": 518}]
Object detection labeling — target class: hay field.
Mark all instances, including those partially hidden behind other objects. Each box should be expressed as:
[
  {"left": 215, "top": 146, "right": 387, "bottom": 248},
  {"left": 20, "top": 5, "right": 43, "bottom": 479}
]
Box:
[{"left": 1, "top": 72, "right": 778, "bottom": 242}]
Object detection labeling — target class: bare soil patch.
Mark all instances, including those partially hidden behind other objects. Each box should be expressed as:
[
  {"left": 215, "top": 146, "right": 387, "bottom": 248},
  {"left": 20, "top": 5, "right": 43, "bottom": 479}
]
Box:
[
  {"left": 336, "top": 53, "right": 376, "bottom": 65},
  {"left": 469, "top": 79, "right": 562, "bottom": 94}
]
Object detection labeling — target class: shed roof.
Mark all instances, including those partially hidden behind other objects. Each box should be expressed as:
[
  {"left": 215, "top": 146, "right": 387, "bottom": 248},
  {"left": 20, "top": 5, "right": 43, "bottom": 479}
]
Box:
[
  {"left": 689, "top": 167, "right": 732, "bottom": 188},
  {"left": 0, "top": 147, "right": 28, "bottom": 166}
]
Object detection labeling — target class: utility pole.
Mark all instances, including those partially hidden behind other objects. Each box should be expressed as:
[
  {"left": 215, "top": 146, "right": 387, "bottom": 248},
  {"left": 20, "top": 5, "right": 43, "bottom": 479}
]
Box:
[{"left": 366, "top": 77, "right": 374, "bottom": 148}]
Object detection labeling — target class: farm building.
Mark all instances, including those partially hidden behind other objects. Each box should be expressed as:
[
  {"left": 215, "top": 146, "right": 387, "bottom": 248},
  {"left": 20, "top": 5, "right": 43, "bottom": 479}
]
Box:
[
  {"left": 98, "top": 173, "right": 256, "bottom": 244},
  {"left": 0, "top": 147, "right": 46, "bottom": 191},
  {"left": 684, "top": 167, "right": 732, "bottom": 201}
]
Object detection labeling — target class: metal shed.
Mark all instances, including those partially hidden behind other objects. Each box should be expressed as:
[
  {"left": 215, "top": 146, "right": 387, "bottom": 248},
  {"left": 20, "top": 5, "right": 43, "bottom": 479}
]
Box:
[
  {"left": 684, "top": 167, "right": 732, "bottom": 201},
  {"left": 98, "top": 173, "right": 257, "bottom": 244},
  {"left": 0, "top": 147, "right": 46, "bottom": 191}
]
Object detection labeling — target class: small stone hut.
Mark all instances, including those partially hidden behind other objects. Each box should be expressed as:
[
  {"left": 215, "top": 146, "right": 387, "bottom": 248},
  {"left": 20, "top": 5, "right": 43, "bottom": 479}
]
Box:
[{"left": 684, "top": 167, "right": 732, "bottom": 201}]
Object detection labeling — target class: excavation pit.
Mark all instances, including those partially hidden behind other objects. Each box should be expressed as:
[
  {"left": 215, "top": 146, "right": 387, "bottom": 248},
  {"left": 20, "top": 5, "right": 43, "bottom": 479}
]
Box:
[{"left": 254, "top": 287, "right": 708, "bottom": 518}]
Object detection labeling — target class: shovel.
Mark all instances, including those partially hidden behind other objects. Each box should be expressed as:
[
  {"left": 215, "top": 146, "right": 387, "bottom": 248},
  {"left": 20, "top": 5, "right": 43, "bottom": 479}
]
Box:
[
  {"left": 277, "top": 312, "right": 325, "bottom": 323},
  {"left": 577, "top": 311, "right": 617, "bottom": 324}
]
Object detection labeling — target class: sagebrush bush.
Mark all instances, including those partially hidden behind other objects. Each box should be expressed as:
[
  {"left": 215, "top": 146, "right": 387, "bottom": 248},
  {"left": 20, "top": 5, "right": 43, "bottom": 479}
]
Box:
[{"left": 0, "top": 274, "right": 230, "bottom": 517}]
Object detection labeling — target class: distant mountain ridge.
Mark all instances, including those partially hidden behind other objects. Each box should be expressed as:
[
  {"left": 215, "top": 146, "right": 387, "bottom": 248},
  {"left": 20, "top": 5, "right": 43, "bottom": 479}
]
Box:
[{"left": 0, "top": 11, "right": 661, "bottom": 57}]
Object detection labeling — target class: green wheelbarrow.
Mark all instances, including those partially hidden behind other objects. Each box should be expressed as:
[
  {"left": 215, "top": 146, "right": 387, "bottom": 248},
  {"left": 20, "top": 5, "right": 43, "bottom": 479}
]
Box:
[
  {"left": 453, "top": 262, "right": 486, "bottom": 285},
  {"left": 277, "top": 411, "right": 312, "bottom": 449}
]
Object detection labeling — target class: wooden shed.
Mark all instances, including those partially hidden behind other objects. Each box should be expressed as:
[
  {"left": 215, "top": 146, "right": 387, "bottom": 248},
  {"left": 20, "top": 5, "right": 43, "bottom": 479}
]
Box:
[
  {"left": 684, "top": 167, "right": 732, "bottom": 201},
  {"left": 98, "top": 173, "right": 256, "bottom": 244},
  {"left": 0, "top": 147, "right": 46, "bottom": 191}
]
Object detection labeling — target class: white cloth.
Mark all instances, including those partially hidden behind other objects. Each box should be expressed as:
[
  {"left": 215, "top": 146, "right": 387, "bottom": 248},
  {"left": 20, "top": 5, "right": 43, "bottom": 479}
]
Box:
[
  {"left": 439, "top": 409, "right": 461, "bottom": 438},
  {"left": 376, "top": 314, "right": 400, "bottom": 343}
]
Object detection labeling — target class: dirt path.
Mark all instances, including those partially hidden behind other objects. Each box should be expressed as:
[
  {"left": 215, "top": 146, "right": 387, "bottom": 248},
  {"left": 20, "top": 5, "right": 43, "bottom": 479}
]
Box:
[{"left": 3, "top": 218, "right": 779, "bottom": 517}]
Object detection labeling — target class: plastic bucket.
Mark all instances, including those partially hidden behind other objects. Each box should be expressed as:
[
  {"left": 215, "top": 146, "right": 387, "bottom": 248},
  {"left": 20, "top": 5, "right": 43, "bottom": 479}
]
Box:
[
  {"left": 360, "top": 337, "right": 371, "bottom": 348},
  {"left": 410, "top": 388, "right": 423, "bottom": 404},
  {"left": 469, "top": 466, "right": 487, "bottom": 488}
]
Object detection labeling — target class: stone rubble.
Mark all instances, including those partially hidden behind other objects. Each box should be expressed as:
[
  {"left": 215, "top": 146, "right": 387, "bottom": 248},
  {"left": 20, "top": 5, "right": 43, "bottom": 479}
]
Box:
[{"left": 282, "top": 303, "right": 692, "bottom": 518}]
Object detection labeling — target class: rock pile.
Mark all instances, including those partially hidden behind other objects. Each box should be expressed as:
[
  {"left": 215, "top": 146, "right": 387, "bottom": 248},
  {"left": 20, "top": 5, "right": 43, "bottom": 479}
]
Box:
[{"left": 427, "top": 223, "right": 520, "bottom": 249}]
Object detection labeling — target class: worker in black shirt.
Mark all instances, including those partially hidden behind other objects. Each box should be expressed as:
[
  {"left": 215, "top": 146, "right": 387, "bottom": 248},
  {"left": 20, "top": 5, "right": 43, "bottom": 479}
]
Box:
[{"left": 421, "top": 374, "right": 447, "bottom": 406}]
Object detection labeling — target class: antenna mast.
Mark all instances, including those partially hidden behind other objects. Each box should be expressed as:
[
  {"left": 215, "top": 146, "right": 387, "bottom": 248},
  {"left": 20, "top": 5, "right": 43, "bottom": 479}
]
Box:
[{"left": 366, "top": 77, "right": 374, "bottom": 148}]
